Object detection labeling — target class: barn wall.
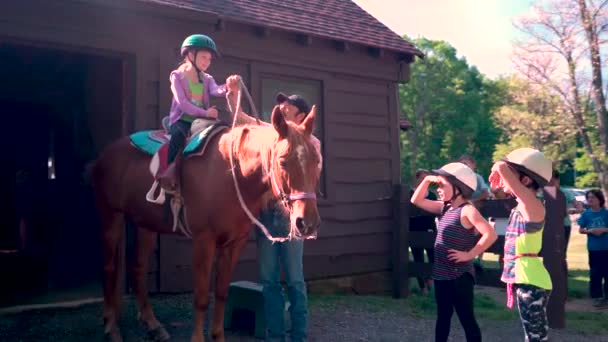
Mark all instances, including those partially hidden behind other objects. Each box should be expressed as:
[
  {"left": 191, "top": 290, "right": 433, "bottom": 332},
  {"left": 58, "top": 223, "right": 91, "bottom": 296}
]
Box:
[{"left": 0, "top": 0, "right": 409, "bottom": 292}]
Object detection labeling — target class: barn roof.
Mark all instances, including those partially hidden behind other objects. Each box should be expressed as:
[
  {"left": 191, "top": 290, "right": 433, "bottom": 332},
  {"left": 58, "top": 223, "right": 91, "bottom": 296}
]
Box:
[{"left": 137, "top": 0, "right": 423, "bottom": 57}]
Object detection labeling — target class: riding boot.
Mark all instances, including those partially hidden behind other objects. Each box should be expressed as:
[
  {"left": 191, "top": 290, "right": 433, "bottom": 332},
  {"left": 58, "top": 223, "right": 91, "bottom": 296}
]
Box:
[
  {"left": 161, "top": 118, "right": 190, "bottom": 190},
  {"left": 158, "top": 164, "right": 177, "bottom": 192}
]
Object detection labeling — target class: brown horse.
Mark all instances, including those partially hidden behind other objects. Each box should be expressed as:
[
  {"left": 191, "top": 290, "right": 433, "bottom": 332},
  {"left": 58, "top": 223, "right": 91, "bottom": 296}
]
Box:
[{"left": 91, "top": 105, "right": 321, "bottom": 342}]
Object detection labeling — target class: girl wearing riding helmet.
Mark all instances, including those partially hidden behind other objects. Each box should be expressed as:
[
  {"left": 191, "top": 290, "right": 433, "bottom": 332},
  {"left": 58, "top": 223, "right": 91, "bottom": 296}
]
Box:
[
  {"left": 489, "top": 147, "right": 553, "bottom": 342},
  {"left": 411, "top": 162, "right": 497, "bottom": 342},
  {"left": 166, "top": 34, "right": 239, "bottom": 165}
]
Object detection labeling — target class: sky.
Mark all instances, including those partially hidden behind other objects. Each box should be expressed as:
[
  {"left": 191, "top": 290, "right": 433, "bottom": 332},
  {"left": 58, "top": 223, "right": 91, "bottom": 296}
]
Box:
[{"left": 352, "top": 0, "right": 533, "bottom": 79}]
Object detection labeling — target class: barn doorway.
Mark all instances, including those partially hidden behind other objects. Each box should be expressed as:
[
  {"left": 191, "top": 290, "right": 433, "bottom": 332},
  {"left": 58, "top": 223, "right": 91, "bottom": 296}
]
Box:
[{"left": 0, "top": 42, "right": 129, "bottom": 307}]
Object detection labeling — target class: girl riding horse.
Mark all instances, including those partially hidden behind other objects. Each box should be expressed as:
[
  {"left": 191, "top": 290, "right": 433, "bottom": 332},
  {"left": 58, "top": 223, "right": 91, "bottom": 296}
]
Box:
[{"left": 159, "top": 34, "right": 239, "bottom": 191}]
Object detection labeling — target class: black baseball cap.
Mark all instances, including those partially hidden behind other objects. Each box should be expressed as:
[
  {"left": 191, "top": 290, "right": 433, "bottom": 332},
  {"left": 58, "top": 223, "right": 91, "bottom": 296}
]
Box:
[{"left": 276, "top": 92, "right": 311, "bottom": 115}]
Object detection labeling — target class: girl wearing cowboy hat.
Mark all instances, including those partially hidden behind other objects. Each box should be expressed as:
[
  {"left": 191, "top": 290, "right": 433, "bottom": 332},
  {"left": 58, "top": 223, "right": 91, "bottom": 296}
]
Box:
[
  {"left": 489, "top": 147, "right": 553, "bottom": 342},
  {"left": 412, "top": 162, "right": 497, "bottom": 342}
]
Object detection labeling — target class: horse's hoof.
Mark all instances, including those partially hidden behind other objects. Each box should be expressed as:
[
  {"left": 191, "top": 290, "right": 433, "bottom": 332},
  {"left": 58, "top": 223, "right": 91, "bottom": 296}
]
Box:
[
  {"left": 147, "top": 325, "right": 171, "bottom": 341},
  {"left": 210, "top": 331, "right": 225, "bottom": 342},
  {"left": 103, "top": 329, "right": 123, "bottom": 342}
]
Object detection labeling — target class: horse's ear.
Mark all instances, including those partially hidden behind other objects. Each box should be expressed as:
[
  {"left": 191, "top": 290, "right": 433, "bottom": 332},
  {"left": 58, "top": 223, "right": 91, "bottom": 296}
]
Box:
[
  {"left": 301, "top": 105, "right": 316, "bottom": 136},
  {"left": 271, "top": 105, "right": 288, "bottom": 139},
  {"left": 237, "top": 127, "right": 250, "bottom": 156},
  {"left": 236, "top": 127, "right": 260, "bottom": 177}
]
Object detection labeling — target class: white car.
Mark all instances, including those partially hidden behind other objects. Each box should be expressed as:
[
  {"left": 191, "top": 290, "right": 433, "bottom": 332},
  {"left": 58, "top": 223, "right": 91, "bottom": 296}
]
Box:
[{"left": 562, "top": 187, "right": 589, "bottom": 208}]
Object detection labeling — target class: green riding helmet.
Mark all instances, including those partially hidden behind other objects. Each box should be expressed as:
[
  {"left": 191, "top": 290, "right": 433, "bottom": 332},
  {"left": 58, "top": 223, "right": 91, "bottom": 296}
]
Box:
[{"left": 180, "top": 34, "right": 219, "bottom": 57}]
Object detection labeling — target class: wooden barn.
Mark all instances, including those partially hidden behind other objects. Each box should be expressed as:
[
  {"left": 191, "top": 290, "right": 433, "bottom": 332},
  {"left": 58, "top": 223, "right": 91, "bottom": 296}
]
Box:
[{"left": 0, "top": 0, "right": 422, "bottom": 306}]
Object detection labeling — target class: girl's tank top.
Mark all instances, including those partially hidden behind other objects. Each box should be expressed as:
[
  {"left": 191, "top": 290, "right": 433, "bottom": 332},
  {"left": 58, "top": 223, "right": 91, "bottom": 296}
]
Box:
[
  {"left": 432, "top": 203, "right": 477, "bottom": 281},
  {"left": 181, "top": 78, "right": 205, "bottom": 122}
]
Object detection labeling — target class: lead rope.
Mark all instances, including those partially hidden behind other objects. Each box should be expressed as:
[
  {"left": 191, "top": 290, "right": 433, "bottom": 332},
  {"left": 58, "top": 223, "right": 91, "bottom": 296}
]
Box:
[{"left": 227, "top": 79, "right": 288, "bottom": 243}]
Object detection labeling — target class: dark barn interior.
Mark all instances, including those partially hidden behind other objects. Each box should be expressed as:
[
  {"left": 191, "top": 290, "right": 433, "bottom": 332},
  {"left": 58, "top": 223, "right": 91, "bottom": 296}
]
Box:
[{"left": 0, "top": 42, "right": 125, "bottom": 306}]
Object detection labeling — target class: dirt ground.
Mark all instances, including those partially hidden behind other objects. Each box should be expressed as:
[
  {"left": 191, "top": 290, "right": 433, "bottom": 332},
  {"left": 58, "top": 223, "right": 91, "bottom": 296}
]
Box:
[{"left": 1, "top": 291, "right": 607, "bottom": 342}]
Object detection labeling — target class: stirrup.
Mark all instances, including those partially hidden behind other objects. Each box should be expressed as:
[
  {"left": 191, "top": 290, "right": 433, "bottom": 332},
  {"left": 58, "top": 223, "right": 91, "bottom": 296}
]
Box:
[{"left": 145, "top": 180, "right": 166, "bottom": 204}]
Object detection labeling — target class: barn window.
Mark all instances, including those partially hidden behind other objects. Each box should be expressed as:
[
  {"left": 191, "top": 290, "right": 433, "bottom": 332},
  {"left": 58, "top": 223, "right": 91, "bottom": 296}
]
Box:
[{"left": 260, "top": 76, "right": 325, "bottom": 196}]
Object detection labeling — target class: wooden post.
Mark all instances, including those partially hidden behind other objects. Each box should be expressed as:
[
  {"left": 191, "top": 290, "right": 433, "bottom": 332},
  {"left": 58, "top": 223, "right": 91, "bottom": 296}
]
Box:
[
  {"left": 541, "top": 186, "right": 567, "bottom": 329},
  {"left": 392, "top": 184, "right": 409, "bottom": 298}
]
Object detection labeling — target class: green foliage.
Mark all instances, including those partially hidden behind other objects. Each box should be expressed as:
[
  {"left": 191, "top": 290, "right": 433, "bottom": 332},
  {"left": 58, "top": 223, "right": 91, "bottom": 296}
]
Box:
[
  {"left": 574, "top": 151, "right": 600, "bottom": 187},
  {"left": 399, "top": 38, "right": 504, "bottom": 183},
  {"left": 399, "top": 36, "right": 599, "bottom": 190},
  {"left": 493, "top": 135, "right": 532, "bottom": 161},
  {"left": 491, "top": 75, "right": 576, "bottom": 169},
  {"left": 572, "top": 111, "right": 605, "bottom": 187}
]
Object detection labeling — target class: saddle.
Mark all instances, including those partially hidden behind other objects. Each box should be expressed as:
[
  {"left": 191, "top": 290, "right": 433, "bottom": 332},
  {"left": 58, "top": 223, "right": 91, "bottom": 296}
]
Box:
[{"left": 129, "top": 117, "right": 229, "bottom": 235}]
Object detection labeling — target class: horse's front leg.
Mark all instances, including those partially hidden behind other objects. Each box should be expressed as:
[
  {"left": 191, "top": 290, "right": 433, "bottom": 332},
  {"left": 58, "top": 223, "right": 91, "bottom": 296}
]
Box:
[
  {"left": 210, "top": 235, "right": 249, "bottom": 341},
  {"left": 191, "top": 232, "right": 217, "bottom": 342},
  {"left": 130, "top": 227, "right": 169, "bottom": 341}
]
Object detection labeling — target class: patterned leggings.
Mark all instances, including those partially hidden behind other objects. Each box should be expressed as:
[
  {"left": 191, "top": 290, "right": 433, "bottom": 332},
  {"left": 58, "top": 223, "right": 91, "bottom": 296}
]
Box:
[{"left": 515, "top": 284, "right": 550, "bottom": 342}]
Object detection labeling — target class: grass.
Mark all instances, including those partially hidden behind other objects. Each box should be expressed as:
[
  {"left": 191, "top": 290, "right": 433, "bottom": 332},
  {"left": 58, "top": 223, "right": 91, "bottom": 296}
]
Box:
[
  {"left": 310, "top": 287, "right": 517, "bottom": 321},
  {"left": 309, "top": 221, "right": 608, "bottom": 335},
  {"left": 566, "top": 270, "right": 591, "bottom": 299}
]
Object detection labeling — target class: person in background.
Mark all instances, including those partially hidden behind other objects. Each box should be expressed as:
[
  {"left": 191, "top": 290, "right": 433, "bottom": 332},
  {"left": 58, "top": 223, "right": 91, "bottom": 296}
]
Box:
[
  {"left": 548, "top": 170, "right": 579, "bottom": 255},
  {"left": 409, "top": 170, "right": 438, "bottom": 294},
  {"left": 577, "top": 189, "right": 608, "bottom": 308},
  {"left": 459, "top": 155, "right": 491, "bottom": 202}
]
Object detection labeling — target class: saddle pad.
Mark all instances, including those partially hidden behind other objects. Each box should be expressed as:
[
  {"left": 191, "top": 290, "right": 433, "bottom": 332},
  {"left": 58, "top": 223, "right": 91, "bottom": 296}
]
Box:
[
  {"left": 183, "top": 122, "right": 230, "bottom": 156},
  {"left": 130, "top": 122, "right": 229, "bottom": 157},
  {"left": 130, "top": 130, "right": 166, "bottom": 155}
]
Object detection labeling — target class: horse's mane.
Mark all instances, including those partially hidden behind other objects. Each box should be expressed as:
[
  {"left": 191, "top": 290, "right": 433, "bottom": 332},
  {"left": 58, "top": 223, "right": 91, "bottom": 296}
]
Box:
[
  {"left": 228, "top": 123, "right": 275, "bottom": 176},
  {"left": 228, "top": 121, "right": 313, "bottom": 172}
]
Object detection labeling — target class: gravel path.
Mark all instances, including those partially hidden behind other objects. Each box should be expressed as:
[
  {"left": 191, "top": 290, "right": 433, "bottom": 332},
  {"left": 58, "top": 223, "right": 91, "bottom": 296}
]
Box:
[{"left": 0, "top": 292, "right": 606, "bottom": 342}]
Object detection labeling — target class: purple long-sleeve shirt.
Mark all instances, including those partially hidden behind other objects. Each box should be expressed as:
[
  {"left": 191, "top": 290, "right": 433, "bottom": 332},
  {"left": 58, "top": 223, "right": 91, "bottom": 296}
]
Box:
[{"left": 168, "top": 70, "right": 227, "bottom": 125}]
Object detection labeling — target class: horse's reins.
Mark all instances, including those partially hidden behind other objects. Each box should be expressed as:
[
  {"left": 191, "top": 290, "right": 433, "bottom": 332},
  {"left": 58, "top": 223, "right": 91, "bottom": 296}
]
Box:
[{"left": 226, "top": 77, "right": 297, "bottom": 243}]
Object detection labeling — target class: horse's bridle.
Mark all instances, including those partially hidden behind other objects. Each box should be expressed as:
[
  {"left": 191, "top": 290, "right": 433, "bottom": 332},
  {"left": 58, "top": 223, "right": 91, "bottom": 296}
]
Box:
[
  {"left": 268, "top": 167, "right": 317, "bottom": 211},
  {"left": 267, "top": 142, "right": 317, "bottom": 212}
]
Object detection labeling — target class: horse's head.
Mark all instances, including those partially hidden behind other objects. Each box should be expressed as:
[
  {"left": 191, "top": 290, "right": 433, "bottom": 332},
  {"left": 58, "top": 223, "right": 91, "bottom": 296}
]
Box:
[{"left": 268, "top": 105, "right": 322, "bottom": 239}]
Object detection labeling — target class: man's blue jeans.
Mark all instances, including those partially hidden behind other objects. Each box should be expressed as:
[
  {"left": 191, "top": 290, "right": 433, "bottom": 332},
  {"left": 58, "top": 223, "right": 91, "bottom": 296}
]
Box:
[{"left": 256, "top": 205, "right": 308, "bottom": 342}]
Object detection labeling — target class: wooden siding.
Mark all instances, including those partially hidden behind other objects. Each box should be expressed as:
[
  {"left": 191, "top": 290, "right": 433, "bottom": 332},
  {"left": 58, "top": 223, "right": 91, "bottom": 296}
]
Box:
[{"left": 0, "top": 0, "right": 409, "bottom": 293}]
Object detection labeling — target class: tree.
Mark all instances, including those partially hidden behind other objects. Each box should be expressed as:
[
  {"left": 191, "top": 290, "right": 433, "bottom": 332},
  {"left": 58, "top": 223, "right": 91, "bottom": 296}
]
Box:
[
  {"left": 492, "top": 76, "right": 577, "bottom": 165},
  {"left": 399, "top": 38, "right": 503, "bottom": 183},
  {"left": 577, "top": 0, "right": 608, "bottom": 190},
  {"left": 512, "top": 0, "right": 608, "bottom": 193},
  {"left": 577, "top": 0, "right": 608, "bottom": 151}
]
